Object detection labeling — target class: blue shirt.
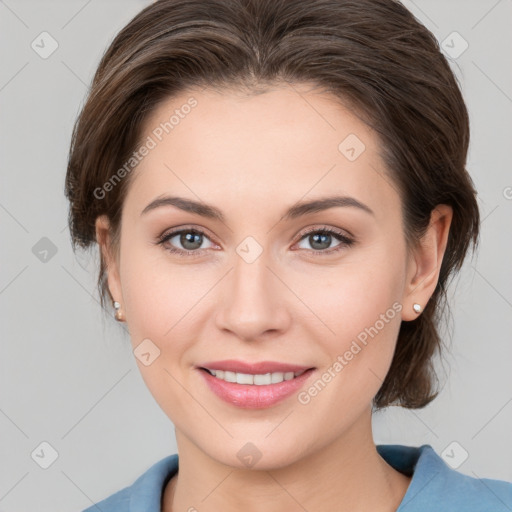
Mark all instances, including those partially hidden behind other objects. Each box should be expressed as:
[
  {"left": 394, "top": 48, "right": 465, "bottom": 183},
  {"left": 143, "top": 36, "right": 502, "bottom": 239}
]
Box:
[{"left": 82, "top": 444, "right": 512, "bottom": 511}]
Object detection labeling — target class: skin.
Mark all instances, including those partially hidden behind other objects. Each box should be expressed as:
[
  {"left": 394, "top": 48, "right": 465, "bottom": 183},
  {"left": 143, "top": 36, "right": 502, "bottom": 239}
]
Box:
[{"left": 96, "top": 83, "right": 452, "bottom": 512}]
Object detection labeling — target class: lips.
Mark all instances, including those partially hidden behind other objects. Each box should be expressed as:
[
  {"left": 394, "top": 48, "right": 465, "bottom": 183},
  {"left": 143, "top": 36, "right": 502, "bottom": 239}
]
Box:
[
  {"left": 197, "top": 359, "right": 311, "bottom": 374},
  {"left": 196, "top": 359, "right": 316, "bottom": 409}
]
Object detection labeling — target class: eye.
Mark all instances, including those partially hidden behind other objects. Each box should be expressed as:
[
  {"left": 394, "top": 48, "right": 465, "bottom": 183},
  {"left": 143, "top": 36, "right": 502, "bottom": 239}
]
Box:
[
  {"left": 156, "top": 227, "right": 215, "bottom": 257},
  {"left": 155, "top": 225, "right": 355, "bottom": 258},
  {"left": 295, "top": 226, "right": 355, "bottom": 255}
]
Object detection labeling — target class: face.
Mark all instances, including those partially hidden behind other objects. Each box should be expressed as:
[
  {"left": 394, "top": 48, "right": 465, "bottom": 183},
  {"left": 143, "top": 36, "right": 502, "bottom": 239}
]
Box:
[{"left": 98, "top": 83, "right": 438, "bottom": 470}]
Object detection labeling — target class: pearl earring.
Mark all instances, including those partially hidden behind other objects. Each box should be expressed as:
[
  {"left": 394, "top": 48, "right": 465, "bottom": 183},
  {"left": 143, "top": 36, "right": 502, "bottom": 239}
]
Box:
[
  {"left": 113, "top": 301, "right": 124, "bottom": 322},
  {"left": 413, "top": 303, "right": 422, "bottom": 314}
]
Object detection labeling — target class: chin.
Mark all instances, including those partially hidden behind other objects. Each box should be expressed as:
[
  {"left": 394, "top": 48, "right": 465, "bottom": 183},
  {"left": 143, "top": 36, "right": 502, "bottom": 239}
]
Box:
[{"left": 197, "top": 432, "right": 312, "bottom": 471}]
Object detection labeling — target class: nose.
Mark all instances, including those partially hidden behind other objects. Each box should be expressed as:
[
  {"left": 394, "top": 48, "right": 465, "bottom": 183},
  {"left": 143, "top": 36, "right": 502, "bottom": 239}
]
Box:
[{"left": 215, "top": 248, "right": 291, "bottom": 342}]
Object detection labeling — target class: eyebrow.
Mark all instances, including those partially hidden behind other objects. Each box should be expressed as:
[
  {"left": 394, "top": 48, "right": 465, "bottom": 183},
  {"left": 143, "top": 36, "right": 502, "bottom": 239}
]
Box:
[{"left": 140, "top": 194, "right": 375, "bottom": 221}]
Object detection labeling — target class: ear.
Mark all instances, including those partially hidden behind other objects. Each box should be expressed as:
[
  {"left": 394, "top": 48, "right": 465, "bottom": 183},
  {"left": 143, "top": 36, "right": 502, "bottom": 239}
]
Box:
[
  {"left": 95, "top": 215, "right": 123, "bottom": 306},
  {"left": 401, "top": 204, "right": 453, "bottom": 321}
]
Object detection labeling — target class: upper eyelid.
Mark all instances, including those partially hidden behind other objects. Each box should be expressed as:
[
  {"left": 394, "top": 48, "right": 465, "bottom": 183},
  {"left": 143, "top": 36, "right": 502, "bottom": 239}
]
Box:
[
  {"left": 299, "top": 225, "right": 354, "bottom": 239},
  {"left": 159, "top": 225, "right": 217, "bottom": 244},
  {"left": 160, "top": 224, "right": 350, "bottom": 238}
]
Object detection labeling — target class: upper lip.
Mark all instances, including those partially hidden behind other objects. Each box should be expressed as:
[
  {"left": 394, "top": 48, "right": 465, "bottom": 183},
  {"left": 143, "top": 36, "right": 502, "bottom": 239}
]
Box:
[{"left": 197, "top": 360, "right": 313, "bottom": 374}]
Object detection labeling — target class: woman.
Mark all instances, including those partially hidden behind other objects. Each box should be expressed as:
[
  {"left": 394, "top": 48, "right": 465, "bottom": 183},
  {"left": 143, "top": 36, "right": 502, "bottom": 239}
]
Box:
[{"left": 65, "top": 0, "right": 512, "bottom": 510}]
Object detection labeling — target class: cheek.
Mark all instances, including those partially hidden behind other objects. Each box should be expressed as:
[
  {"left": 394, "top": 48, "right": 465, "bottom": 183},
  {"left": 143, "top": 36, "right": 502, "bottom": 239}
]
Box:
[
  {"left": 292, "top": 270, "right": 403, "bottom": 437},
  {"left": 119, "top": 240, "right": 201, "bottom": 340},
  {"left": 296, "top": 258, "right": 404, "bottom": 344},
  {"left": 293, "top": 244, "right": 406, "bottom": 391},
  {"left": 119, "top": 249, "right": 203, "bottom": 420}
]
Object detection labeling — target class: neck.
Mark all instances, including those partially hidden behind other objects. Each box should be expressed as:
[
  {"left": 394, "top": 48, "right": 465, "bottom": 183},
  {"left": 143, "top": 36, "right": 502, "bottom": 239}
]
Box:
[{"left": 163, "top": 409, "right": 411, "bottom": 512}]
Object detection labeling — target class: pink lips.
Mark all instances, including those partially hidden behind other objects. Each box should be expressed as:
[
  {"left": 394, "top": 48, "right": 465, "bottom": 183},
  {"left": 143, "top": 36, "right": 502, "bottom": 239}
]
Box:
[
  {"left": 198, "top": 359, "right": 311, "bottom": 374},
  {"left": 196, "top": 359, "right": 315, "bottom": 409}
]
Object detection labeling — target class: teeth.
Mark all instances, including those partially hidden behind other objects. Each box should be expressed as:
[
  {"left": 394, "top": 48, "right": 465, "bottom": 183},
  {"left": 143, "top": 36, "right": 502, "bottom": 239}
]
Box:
[{"left": 206, "top": 369, "right": 306, "bottom": 385}]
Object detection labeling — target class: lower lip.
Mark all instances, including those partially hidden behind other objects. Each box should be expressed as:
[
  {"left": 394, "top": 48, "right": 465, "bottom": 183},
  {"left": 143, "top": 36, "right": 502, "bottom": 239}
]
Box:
[{"left": 198, "top": 368, "right": 315, "bottom": 409}]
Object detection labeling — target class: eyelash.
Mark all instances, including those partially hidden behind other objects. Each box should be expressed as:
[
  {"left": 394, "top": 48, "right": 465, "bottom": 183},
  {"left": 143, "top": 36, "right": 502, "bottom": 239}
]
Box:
[{"left": 155, "top": 225, "right": 355, "bottom": 258}]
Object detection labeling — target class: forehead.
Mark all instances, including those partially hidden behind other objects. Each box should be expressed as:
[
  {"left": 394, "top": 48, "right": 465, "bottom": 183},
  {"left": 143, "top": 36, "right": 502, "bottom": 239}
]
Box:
[{"left": 123, "top": 83, "right": 399, "bottom": 222}]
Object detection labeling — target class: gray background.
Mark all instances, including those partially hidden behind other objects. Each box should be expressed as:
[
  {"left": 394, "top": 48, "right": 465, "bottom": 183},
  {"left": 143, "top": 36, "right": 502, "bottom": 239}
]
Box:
[{"left": 1, "top": 0, "right": 511, "bottom": 510}]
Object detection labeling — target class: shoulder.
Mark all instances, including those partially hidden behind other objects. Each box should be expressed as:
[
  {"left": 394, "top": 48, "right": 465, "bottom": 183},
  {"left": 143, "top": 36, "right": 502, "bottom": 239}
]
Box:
[
  {"left": 377, "top": 444, "right": 512, "bottom": 511},
  {"left": 82, "top": 454, "right": 179, "bottom": 512}
]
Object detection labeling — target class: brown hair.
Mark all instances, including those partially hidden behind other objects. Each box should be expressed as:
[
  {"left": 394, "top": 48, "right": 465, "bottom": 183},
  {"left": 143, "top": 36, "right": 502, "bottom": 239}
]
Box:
[{"left": 65, "top": 0, "right": 480, "bottom": 410}]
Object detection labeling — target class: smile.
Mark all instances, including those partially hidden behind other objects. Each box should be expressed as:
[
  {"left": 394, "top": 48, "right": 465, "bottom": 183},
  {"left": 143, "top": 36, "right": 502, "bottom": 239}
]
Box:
[
  {"left": 197, "top": 363, "right": 316, "bottom": 409},
  {"left": 202, "top": 368, "right": 307, "bottom": 385}
]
